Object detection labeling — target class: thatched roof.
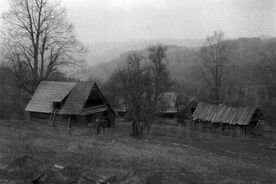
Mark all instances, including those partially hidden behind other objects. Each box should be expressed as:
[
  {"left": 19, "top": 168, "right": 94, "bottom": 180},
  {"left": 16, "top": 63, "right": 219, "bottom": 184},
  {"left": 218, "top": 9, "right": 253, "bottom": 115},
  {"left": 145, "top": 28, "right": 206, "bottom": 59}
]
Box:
[
  {"left": 25, "top": 81, "right": 115, "bottom": 116},
  {"left": 192, "top": 102, "right": 263, "bottom": 125}
]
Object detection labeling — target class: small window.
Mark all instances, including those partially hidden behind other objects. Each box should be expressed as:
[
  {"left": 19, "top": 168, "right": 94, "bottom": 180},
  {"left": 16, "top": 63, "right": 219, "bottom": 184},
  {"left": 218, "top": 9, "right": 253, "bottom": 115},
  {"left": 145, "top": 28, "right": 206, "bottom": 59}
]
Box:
[{"left": 53, "top": 102, "right": 62, "bottom": 109}]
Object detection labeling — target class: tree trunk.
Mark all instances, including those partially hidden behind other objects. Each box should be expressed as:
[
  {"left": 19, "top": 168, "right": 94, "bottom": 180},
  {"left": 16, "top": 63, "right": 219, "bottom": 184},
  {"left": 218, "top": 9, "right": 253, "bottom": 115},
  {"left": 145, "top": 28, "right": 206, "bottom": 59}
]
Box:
[{"left": 132, "top": 120, "right": 143, "bottom": 137}]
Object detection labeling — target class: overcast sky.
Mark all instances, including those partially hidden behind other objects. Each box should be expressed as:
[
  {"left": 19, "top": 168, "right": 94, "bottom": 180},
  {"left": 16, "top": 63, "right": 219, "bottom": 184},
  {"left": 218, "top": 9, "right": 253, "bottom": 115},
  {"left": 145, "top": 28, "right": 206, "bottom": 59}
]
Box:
[{"left": 0, "top": 0, "right": 275, "bottom": 43}]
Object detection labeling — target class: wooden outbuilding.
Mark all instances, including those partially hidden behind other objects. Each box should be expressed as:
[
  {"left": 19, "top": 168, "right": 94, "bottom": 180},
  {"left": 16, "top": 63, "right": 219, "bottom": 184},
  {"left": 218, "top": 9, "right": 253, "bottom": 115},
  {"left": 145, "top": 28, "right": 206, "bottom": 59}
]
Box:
[
  {"left": 156, "top": 92, "right": 178, "bottom": 118},
  {"left": 25, "top": 81, "right": 116, "bottom": 128},
  {"left": 192, "top": 102, "right": 264, "bottom": 135}
]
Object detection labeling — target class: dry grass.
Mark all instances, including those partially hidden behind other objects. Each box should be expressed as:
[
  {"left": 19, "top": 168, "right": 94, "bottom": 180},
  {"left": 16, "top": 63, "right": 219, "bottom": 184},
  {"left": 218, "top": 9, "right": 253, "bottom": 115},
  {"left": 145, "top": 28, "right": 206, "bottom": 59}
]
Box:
[{"left": 0, "top": 120, "right": 275, "bottom": 184}]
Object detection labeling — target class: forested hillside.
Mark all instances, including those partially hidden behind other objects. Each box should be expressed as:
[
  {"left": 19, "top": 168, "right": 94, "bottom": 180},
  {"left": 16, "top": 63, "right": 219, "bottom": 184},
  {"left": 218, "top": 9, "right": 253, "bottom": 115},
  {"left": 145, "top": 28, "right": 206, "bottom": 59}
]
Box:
[{"left": 80, "top": 37, "right": 275, "bottom": 86}]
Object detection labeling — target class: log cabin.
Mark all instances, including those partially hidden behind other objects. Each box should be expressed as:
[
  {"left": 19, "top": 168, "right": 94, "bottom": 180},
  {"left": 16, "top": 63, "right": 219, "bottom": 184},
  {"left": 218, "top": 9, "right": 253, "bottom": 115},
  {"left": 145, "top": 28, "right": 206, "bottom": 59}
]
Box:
[{"left": 25, "top": 81, "right": 116, "bottom": 128}]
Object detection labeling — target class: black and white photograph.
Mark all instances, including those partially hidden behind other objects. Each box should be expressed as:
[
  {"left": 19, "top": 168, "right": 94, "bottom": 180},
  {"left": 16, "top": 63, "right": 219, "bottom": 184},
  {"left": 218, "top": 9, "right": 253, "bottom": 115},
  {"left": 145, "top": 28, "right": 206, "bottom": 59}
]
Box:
[{"left": 0, "top": 0, "right": 275, "bottom": 183}]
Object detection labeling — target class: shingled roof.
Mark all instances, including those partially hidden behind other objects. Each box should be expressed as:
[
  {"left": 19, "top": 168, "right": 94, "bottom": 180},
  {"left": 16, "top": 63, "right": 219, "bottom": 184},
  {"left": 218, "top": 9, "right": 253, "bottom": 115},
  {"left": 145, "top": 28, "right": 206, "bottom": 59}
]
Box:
[
  {"left": 192, "top": 102, "right": 263, "bottom": 125},
  {"left": 59, "top": 82, "right": 94, "bottom": 115},
  {"left": 25, "top": 81, "right": 76, "bottom": 113},
  {"left": 25, "top": 81, "right": 114, "bottom": 115}
]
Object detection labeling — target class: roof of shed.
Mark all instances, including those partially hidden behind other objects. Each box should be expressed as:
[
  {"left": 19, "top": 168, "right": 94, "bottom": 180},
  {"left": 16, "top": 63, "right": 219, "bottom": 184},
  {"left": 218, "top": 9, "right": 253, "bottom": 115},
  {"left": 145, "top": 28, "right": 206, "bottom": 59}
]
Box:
[
  {"left": 192, "top": 102, "right": 261, "bottom": 125},
  {"left": 25, "top": 81, "right": 76, "bottom": 113}
]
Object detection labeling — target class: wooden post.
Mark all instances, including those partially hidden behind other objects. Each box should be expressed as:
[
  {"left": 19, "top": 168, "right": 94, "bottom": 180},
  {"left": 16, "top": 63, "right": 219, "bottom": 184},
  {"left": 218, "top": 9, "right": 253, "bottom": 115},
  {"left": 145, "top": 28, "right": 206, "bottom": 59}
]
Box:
[
  {"left": 67, "top": 116, "right": 71, "bottom": 129},
  {"left": 85, "top": 116, "right": 88, "bottom": 127},
  {"left": 242, "top": 126, "right": 245, "bottom": 136},
  {"left": 27, "top": 112, "right": 31, "bottom": 122}
]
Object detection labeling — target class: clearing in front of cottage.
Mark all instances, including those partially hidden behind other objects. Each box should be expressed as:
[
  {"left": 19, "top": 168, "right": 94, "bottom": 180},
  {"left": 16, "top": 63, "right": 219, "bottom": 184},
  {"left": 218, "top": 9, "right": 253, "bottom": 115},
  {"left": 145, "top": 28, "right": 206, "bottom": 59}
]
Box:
[{"left": 0, "top": 120, "right": 275, "bottom": 184}]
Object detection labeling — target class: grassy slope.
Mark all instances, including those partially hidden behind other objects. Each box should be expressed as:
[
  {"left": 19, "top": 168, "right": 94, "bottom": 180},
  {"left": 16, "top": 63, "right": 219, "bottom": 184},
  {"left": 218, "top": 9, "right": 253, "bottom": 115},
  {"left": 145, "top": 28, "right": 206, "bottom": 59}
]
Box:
[{"left": 0, "top": 120, "right": 275, "bottom": 184}]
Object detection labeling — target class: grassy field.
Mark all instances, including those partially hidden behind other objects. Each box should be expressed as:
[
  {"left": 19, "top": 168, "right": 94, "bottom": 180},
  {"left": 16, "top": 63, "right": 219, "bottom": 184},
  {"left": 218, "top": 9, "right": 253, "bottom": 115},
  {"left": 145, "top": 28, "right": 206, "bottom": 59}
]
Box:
[{"left": 0, "top": 120, "right": 275, "bottom": 184}]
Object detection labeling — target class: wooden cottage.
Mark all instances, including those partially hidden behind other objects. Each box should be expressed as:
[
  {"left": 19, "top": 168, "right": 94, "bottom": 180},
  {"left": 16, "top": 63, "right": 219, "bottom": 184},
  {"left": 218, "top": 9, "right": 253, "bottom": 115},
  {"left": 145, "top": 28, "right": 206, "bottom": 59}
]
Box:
[
  {"left": 192, "top": 102, "right": 264, "bottom": 135},
  {"left": 156, "top": 92, "right": 178, "bottom": 118},
  {"left": 25, "top": 81, "right": 116, "bottom": 127}
]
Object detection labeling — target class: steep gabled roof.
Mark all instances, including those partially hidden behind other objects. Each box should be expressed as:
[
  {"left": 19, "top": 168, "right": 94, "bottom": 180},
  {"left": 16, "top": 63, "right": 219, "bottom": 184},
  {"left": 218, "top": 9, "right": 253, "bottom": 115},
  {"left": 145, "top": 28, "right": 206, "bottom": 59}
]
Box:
[
  {"left": 25, "top": 81, "right": 76, "bottom": 113},
  {"left": 25, "top": 81, "right": 115, "bottom": 116},
  {"left": 59, "top": 82, "right": 95, "bottom": 115},
  {"left": 192, "top": 102, "right": 262, "bottom": 125}
]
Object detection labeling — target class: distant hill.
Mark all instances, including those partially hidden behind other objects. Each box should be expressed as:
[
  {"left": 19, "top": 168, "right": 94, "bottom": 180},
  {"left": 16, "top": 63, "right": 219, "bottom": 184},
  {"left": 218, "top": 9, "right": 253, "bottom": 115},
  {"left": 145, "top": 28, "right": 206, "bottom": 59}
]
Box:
[
  {"left": 77, "top": 45, "right": 200, "bottom": 81},
  {"left": 77, "top": 37, "right": 205, "bottom": 81},
  {"left": 77, "top": 37, "right": 276, "bottom": 83},
  {"left": 84, "top": 38, "right": 205, "bottom": 66}
]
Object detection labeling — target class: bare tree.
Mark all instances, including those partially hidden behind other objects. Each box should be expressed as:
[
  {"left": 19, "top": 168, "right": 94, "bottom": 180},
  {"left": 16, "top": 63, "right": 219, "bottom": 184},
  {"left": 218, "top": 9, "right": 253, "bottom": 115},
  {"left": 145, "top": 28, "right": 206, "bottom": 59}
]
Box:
[
  {"left": 148, "top": 44, "right": 171, "bottom": 107},
  {"left": 1, "top": 0, "right": 86, "bottom": 93},
  {"left": 104, "top": 45, "right": 171, "bottom": 137},
  {"left": 258, "top": 41, "right": 276, "bottom": 99},
  {"left": 114, "top": 53, "right": 152, "bottom": 137},
  {"left": 146, "top": 44, "right": 171, "bottom": 129},
  {"left": 102, "top": 74, "right": 122, "bottom": 109},
  {"left": 198, "top": 31, "right": 231, "bottom": 103},
  {"left": 259, "top": 42, "right": 276, "bottom": 82}
]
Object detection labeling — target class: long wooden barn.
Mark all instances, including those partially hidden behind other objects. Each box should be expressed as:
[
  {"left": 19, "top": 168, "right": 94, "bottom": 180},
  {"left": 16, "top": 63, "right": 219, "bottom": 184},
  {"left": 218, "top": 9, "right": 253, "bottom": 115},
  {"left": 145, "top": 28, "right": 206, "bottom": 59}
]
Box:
[
  {"left": 25, "top": 81, "right": 116, "bottom": 128},
  {"left": 192, "top": 102, "right": 264, "bottom": 135}
]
